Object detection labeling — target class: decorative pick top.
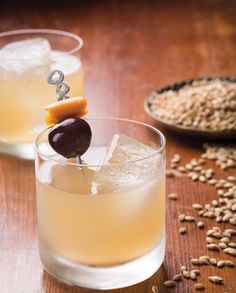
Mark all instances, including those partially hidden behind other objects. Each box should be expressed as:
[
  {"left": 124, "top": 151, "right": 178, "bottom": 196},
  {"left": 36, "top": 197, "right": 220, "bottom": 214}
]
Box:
[{"left": 45, "top": 70, "right": 92, "bottom": 159}]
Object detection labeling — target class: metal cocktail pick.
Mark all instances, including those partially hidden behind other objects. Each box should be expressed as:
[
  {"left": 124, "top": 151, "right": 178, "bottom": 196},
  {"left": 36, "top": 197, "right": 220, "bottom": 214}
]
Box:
[
  {"left": 47, "top": 69, "right": 83, "bottom": 166},
  {"left": 48, "top": 69, "right": 70, "bottom": 101}
]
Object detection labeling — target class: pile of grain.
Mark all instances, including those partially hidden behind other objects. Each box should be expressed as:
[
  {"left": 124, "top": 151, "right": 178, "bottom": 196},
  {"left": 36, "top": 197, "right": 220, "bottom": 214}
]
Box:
[{"left": 149, "top": 79, "right": 236, "bottom": 132}]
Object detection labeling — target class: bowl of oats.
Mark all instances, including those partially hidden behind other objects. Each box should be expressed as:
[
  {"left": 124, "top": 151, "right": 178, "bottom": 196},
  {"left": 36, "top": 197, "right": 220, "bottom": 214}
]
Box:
[{"left": 145, "top": 77, "right": 236, "bottom": 139}]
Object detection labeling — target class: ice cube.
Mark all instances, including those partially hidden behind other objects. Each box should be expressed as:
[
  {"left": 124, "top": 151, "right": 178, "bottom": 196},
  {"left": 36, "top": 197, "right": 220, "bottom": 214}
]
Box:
[
  {"left": 94, "top": 134, "right": 160, "bottom": 192},
  {"left": 51, "top": 51, "right": 82, "bottom": 76},
  {"left": 0, "top": 38, "right": 51, "bottom": 79},
  {"left": 102, "top": 134, "right": 157, "bottom": 164},
  {"left": 38, "top": 159, "right": 96, "bottom": 195}
]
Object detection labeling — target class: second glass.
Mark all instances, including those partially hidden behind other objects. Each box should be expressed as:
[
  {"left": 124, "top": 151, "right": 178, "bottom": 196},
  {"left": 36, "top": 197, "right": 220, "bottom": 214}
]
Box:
[{"left": 0, "top": 29, "right": 84, "bottom": 159}]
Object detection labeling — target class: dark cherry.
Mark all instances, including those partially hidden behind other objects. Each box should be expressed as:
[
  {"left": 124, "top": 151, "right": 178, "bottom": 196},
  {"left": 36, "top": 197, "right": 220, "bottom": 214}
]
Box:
[{"left": 49, "top": 117, "right": 92, "bottom": 158}]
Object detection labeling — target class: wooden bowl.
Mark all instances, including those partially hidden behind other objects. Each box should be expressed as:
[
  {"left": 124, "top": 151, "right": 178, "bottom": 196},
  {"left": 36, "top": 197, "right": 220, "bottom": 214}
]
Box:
[{"left": 144, "top": 77, "right": 236, "bottom": 140}]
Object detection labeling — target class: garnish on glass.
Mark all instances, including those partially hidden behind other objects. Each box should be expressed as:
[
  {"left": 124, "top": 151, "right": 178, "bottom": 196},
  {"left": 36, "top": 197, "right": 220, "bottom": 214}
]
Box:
[{"left": 45, "top": 69, "right": 92, "bottom": 164}]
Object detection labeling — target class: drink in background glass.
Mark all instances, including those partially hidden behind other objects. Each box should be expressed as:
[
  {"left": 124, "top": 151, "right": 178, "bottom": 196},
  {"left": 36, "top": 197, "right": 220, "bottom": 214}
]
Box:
[
  {"left": 34, "top": 117, "right": 166, "bottom": 289},
  {"left": 0, "top": 29, "right": 84, "bottom": 159}
]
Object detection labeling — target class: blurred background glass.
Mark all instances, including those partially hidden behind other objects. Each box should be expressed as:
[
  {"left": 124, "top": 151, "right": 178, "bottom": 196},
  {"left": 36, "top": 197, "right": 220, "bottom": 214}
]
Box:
[{"left": 0, "top": 29, "right": 84, "bottom": 159}]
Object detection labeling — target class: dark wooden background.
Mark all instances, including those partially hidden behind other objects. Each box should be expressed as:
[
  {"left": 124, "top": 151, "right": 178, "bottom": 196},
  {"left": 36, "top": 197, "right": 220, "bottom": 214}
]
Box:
[{"left": 0, "top": 0, "right": 236, "bottom": 292}]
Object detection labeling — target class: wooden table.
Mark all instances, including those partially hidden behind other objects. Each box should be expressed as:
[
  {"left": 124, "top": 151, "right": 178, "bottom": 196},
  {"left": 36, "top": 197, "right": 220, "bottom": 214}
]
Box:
[{"left": 0, "top": 0, "right": 236, "bottom": 292}]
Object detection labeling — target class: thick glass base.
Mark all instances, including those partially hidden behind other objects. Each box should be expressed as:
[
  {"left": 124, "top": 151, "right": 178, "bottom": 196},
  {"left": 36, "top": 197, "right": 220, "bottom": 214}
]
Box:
[
  {"left": 39, "top": 236, "right": 165, "bottom": 290},
  {"left": 0, "top": 141, "right": 34, "bottom": 160}
]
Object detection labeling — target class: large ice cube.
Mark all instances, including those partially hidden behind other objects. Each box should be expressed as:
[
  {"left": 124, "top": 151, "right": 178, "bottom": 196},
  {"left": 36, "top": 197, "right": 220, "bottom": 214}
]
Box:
[
  {"left": 102, "top": 134, "right": 157, "bottom": 164},
  {"left": 51, "top": 51, "right": 82, "bottom": 76},
  {"left": 0, "top": 38, "right": 51, "bottom": 79},
  {"left": 94, "top": 134, "right": 160, "bottom": 192},
  {"left": 38, "top": 160, "right": 96, "bottom": 195}
]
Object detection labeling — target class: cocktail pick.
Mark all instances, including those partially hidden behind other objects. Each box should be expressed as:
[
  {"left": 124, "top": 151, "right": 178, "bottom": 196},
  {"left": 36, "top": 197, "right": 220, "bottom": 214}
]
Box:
[
  {"left": 47, "top": 69, "right": 70, "bottom": 101},
  {"left": 47, "top": 69, "right": 91, "bottom": 166}
]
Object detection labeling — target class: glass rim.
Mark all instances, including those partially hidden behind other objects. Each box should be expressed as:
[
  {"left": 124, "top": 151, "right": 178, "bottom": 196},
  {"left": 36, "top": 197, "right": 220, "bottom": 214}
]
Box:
[
  {"left": 34, "top": 116, "right": 166, "bottom": 168},
  {"left": 0, "top": 29, "right": 83, "bottom": 61}
]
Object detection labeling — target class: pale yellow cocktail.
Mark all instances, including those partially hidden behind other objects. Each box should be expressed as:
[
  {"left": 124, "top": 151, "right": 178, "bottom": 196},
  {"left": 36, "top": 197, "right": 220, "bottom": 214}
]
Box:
[
  {"left": 36, "top": 149, "right": 165, "bottom": 266},
  {"left": 0, "top": 52, "right": 84, "bottom": 143}
]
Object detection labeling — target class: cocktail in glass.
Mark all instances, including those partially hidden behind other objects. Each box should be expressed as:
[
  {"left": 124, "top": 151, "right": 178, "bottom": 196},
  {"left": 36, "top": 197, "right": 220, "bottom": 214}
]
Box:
[
  {"left": 34, "top": 117, "right": 166, "bottom": 289},
  {"left": 0, "top": 29, "right": 84, "bottom": 159}
]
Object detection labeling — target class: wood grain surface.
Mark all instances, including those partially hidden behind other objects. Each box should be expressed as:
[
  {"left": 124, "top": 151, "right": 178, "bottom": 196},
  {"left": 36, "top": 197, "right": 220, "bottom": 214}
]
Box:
[{"left": 0, "top": 0, "right": 236, "bottom": 292}]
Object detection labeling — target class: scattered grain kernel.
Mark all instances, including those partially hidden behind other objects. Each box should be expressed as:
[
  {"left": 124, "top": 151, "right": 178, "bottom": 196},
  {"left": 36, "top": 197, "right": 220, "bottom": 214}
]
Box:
[
  {"left": 209, "top": 258, "right": 217, "bottom": 265},
  {"left": 199, "top": 256, "right": 210, "bottom": 264},
  {"left": 224, "top": 182, "right": 233, "bottom": 188},
  {"left": 217, "top": 260, "right": 225, "bottom": 268},
  {"left": 201, "top": 169, "right": 206, "bottom": 175},
  {"left": 185, "top": 216, "right": 195, "bottom": 222},
  {"left": 206, "top": 237, "right": 214, "bottom": 244},
  {"left": 212, "top": 200, "right": 218, "bottom": 207},
  {"left": 223, "top": 247, "right": 236, "bottom": 256},
  {"left": 225, "top": 229, "right": 236, "bottom": 236},
  {"left": 215, "top": 183, "right": 223, "bottom": 189},
  {"left": 219, "top": 243, "right": 227, "bottom": 249},
  {"left": 166, "top": 169, "right": 175, "bottom": 177},
  {"left": 207, "top": 229, "right": 215, "bottom": 236},
  {"left": 199, "top": 176, "right": 206, "bottom": 183},
  {"left": 168, "top": 193, "right": 178, "bottom": 200},
  {"left": 223, "top": 214, "right": 232, "bottom": 222},
  {"left": 197, "top": 221, "right": 205, "bottom": 228},
  {"left": 219, "top": 198, "right": 225, "bottom": 204},
  {"left": 164, "top": 280, "right": 176, "bottom": 287},
  {"left": 171, "top": 154, "right": 181, "bottom": 163},
  {"left": 178, "top": 214, "right": 185, "bottom": 222},
  {"left": 179, "top": 227, "right": 187, "bottom": 235},
  {"left": 186, "top": 164, "right": 193, "bottom": 171},
  {"left": 177, "top": 166, "right": 186, "bottom": 172},
  {"left": 182, "top": 270, "right": 190, "bottom": 279},
  {"left": 216, "top": 216, "right": 222, "bottom": 223},
  {"left": 198, "top": 158, "right": 206, "bottom": 164},
  {"left": 192, "top": 203, "right": 203, "bottom": 210},
  {"left": 188, "top": 172, "right": 194, "bottom": 178},
  {"left": 207, "top": 244, "right": 220, "bottom": 251},
  {"left": 172, "top": 274, "right": 182, "bottom": 281},
  {"left": 206, "top": 211, "right": 215, "bottom": 218},
  {"left": 194, "top": 283, "right": 205, "bottom": 290},
  {"left": 212, "top": 232, "right": 222, "bottom": 239},
  {"left": 190, "top": 271, "right": 197, "bottom": 280},
  {"left": 191, "top": 159, "right": 199, "bottom": 166},
  {"left": 224, "top": 260, "right": 235, "bottom": 267},
  {"left": 152, "top": 285, "right": 159, "bottom": 293},
  {"left": 218, "top": 189, "right": 224, "bottom": 196},
  {"left": 205, "top": 172, "right": 212, "bottom": 179},
  {"left": 191, "top": 259, "right": 202, "bottom": 265},
  {"left": 232, "top": 204, "right": 236, "bottom": 212},
  {"left": 191, "top": 173, "right": 199, "bottom": 181},
  {"left": 198, "top": 210, "right": 204, "bottom": 216},
  {"left": 220, "top": 237, "right": 230, "bottom": 244},
  {"left": 208, "top": 179, "right": 217, "bottom": 185},
  {"left": 194, "top": 166, "right": 202, "bottom": 171},
  {"left": 208, "top": 276, "right": 224, "bottom": 284},
  {"left": 229, "top": 218, "right": 236, "bottom": 225}
]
